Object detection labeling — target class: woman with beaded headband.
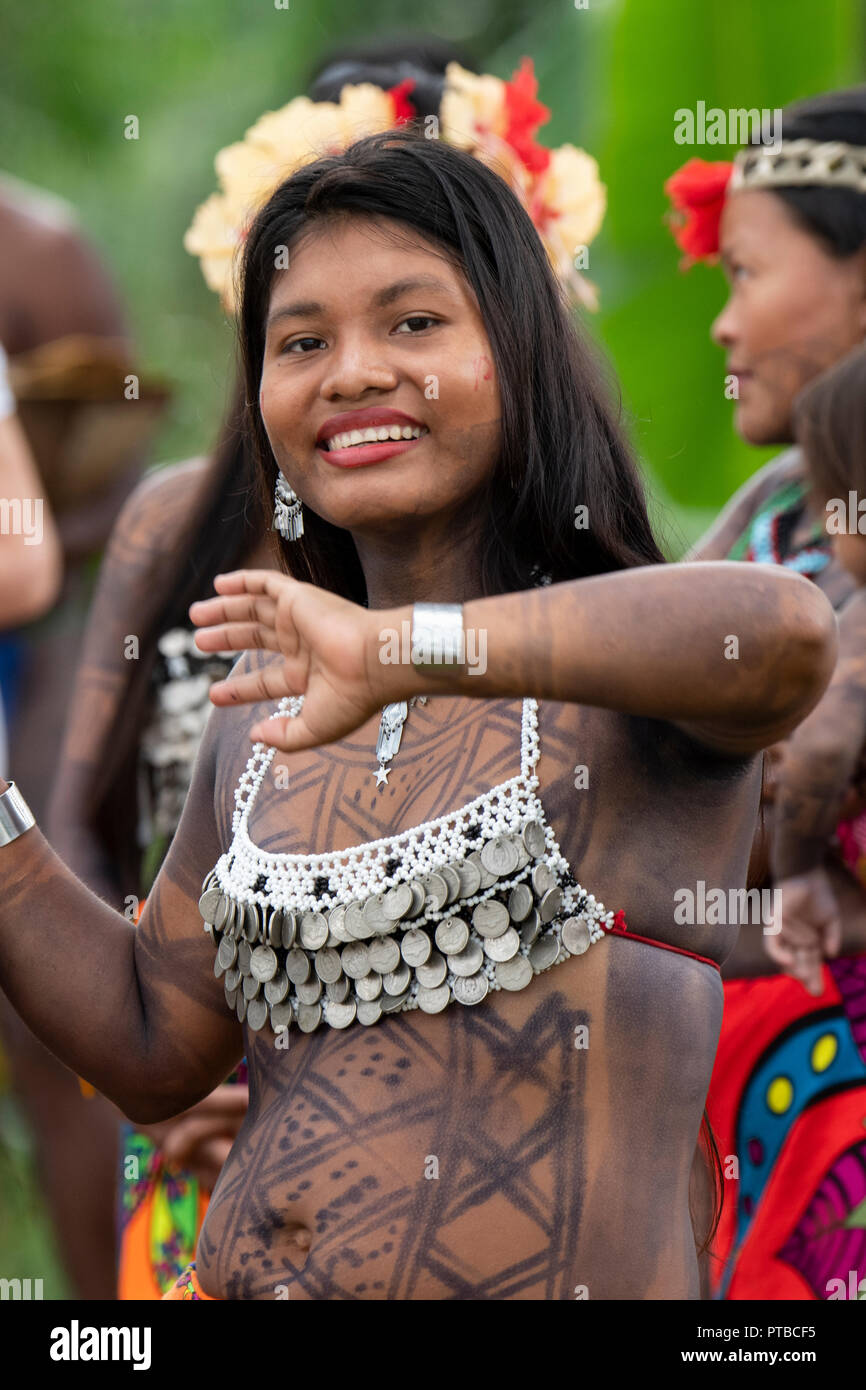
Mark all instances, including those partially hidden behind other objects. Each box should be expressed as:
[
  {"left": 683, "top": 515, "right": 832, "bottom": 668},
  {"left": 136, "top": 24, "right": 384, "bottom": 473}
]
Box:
[
  {"left": 0, "top": 108, "right": 835, "bottom": 1301},
  {"left": 666, "top": 86, "right": 866, "bottom": 1300},
  {"left": 46, "top": 35, "right": 479, "bottom": 1301}
]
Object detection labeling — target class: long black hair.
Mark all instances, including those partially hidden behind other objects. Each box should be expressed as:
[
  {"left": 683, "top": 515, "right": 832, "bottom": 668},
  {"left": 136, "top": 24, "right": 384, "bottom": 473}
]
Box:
[
  {"left": 84, "top": 40, "right": 475, "bottom": 894},
  {"left": 753, "top": 86, "right": 866, "bottom": 256},
  {"left": 239, "top": 127, "right": 665, "bottom": 602}
]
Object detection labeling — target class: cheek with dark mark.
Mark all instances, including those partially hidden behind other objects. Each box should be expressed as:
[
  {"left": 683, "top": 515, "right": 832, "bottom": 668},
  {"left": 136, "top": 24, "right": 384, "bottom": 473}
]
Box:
[{"left": 472, "top": 354, "right": 494, "bottom": 389}]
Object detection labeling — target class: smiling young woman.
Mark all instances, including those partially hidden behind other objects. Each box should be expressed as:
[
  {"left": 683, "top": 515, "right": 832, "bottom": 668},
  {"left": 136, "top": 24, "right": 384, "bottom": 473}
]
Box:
[{"left": 0, "top": 128, "right": 837, "bottom": 1301}]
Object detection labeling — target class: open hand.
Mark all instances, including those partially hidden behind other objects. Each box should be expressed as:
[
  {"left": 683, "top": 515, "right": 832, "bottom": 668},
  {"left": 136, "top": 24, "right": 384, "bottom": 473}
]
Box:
[
  {"left": 190, "top": 570, "right": 396, "bottom": 752},
  {"left": 764, "top": 867, "right": 842, "bottom": 996}
]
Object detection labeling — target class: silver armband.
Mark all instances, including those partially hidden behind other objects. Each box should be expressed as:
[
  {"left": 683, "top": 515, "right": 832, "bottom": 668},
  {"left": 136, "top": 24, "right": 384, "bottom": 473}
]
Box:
[
  {"left": 411, "top": 603, "right": 465, "bottom": 675},
  {"left": 0, "top": 782, "right": 36, "bottom": 847}
]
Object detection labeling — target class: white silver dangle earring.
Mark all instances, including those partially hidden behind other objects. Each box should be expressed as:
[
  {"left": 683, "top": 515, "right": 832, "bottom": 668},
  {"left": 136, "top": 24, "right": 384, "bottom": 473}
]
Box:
[{"left": 272, "top": 471, "right": 304, "bottom": 541}]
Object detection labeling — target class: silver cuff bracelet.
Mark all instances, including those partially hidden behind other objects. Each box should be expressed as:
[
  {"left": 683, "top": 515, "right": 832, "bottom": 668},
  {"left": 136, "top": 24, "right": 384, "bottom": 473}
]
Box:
[
  {"left": 411, "top": 603, "right": 465, "bottom": 674},
  {"left": 0, "top": 782, "right": 36, "bottom": 847}
]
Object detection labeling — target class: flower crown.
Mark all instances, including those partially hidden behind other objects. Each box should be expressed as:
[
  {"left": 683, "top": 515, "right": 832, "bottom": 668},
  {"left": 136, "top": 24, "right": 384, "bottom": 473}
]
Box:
[
  {"left": 184, "top": 58, "right": 606, "bottom": 313},
  {"left": 665, "top": 138, "right": 866, "bottom": 267}
]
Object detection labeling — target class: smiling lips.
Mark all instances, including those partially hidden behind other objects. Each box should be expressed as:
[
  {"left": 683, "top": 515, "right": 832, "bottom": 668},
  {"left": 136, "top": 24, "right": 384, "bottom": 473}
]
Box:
[{"left": 316, "top": 408, "right": 428, "bottom": 468}]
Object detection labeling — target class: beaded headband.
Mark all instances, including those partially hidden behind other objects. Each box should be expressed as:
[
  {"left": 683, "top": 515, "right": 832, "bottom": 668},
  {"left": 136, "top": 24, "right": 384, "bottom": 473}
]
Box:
[
  {"left": 665, "top": 136, "right": 866, "bottom": 265},
  {"left": 184, "top": 58, "right": 606, "bottom": 312}
]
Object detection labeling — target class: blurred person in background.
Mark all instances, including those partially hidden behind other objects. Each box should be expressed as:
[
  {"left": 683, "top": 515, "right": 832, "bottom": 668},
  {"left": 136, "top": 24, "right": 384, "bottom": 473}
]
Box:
[
  {"left": 48, "top": 32, "right": 483, "bottom": 1300},
  {"left": 0, "top": 177, "right": 161, "bottom": 1299},
  {"left": 667, "top": 85, "right": 866, "bottom": 1299}
]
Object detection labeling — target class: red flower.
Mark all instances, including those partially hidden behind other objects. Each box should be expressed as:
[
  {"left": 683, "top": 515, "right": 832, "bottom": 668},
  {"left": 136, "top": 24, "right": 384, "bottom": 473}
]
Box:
[
  {"left": 387, "top": 78, "right": 416, "bottom": 126},
  {"left": 664, "top": 158, "right": 733, "bottom": 264},
  {"left": 503, "top": 57, "right": 551, "bottom": 175}
]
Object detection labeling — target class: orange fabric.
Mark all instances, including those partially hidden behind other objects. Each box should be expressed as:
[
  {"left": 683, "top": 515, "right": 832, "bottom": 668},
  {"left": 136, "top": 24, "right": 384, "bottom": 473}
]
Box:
[{"left": 118, "top": 1187, "right": 209, "bottom": 1301}]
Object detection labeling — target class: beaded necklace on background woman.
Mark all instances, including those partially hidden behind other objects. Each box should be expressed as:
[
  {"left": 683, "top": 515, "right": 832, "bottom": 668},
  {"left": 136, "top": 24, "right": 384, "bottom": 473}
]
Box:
[{"left": 667, "top": 85, "right": 866, "bottom": 1299}]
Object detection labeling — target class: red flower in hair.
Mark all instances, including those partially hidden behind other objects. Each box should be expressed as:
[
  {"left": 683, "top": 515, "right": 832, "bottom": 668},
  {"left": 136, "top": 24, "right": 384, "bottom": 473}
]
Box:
[
  {"left": 388, "top": 78, "right": 416, "bottom": 125},
  {"left": 503, "top": 57, "right": 552, "bottom": 175},
  {"left": 664, "top": 158, "right": 733, "bottom": 264}
]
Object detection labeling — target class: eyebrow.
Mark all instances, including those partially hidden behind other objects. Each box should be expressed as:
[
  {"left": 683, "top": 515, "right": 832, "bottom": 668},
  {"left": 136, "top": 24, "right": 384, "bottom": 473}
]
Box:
[{"left": 266, "top": 275, "right": 458, "bottom": 329}]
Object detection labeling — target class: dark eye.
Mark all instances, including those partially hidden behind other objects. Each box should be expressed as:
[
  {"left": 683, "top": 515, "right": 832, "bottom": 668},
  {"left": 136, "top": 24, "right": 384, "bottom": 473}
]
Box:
[
  {"left": 283, "top": 336, "right": 325, "bottom": 354},
  {"left": 395, "top": 316, "right": 438, "bottom": 334}
]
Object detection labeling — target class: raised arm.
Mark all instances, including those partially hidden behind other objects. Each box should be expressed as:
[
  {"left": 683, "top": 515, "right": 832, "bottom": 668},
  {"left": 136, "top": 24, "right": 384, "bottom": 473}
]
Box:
[
  {"left": 0, "top": 678, "right": 243, "bottom": 1122},
  {"left": 192, "top": 559, "right": 837, "bottom": 760}
]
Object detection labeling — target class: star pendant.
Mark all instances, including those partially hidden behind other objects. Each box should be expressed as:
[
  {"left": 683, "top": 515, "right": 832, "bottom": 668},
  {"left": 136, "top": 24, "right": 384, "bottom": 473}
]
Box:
[{"left": 374, "top": 764, "right": 390, "bottom": 788}]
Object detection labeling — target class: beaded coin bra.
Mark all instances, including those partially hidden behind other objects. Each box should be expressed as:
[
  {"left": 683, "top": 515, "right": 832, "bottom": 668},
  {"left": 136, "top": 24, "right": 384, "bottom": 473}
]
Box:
[{"left": 199, "top": 697, "right": 619, "bottom": 1035}]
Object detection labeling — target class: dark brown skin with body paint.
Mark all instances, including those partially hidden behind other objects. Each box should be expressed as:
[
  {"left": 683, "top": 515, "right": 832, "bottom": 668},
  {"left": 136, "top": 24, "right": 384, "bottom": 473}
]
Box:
[{"left": 0, "top": 218, "right": 836, "bottom": 1299}]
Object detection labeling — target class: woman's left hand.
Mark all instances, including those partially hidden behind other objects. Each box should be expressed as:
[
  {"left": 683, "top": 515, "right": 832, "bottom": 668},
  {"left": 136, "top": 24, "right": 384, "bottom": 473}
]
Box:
[{"left": 190, "top": 570, "right": 398, "bottom": 752}]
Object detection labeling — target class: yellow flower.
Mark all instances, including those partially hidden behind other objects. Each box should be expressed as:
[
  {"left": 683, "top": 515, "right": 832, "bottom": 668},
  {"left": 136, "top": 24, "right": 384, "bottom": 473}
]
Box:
[
  {"left": 537, "top": 145, "right": 607, "bottom": 251},
  {"left": 440, "top": 62, "right": 507, "bottom": 148}
]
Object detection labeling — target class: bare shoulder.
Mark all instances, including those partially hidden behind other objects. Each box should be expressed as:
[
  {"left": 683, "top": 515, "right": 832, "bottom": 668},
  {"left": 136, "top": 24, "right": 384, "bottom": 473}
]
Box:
[
  {"left": 107, "top": 456, "right": 211, "bottom": 558},
  {"left": 686, "top": 448, "right": 804, "bottom": 561}
]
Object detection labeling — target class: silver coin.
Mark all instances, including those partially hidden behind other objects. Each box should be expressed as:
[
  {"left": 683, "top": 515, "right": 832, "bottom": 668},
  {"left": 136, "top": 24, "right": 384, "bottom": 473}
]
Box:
[
  {"left": 237, "top": 939, "right": 253, "bottom": 976},
  {"left": 315, "top": 947, "right": 343, "bottom": 984},
  {"left": 415, "top": 950, "right": 447, "bottom": 989},
  {"left": 264, "top": 907, "right": 281, "bottom": 948},
  {"left": 357, "top": 999, "right": 383, "bottom": 1026},
  {"left": 201, "top": 869, "right": 217, "bottom": 893},
  {"left": 326, "top": 975, "right": 351, "bottom": 1003},
  {"left": 401, "top": 928, "right": 431, "bottom": 968},
  {"left": 539, "top": 886, "right": 563, "bottom": 924},
  {"left": 247, "top": 997, "right": 268, "bottom": 1032},
  {"left": 224, "top": 983, "right": 239, "bottom": 1010},
  {"left": 383, "top": 883, "right": 414, "bottom": 921},
  {"left": 213, "top": 953, "right": 226, "bottom": 981},
  {"left": 472, "top": 899, "right": 510, "bottom": 939},
  {"left": 325, "top": 999, "right": 357, "bottom": 1029},
  {"left": 296, "top": 976, "right": 323, "bottom": 1005},
  {"left": 328, "top": 903, "right": 350, "bottom": 942},
  {"left": 236, "top": 991, "right": 248, "bottom": 1022},
  {"left": 341, "top": 941, "right": 371, "bottom": 980},
  {"left": 199, "top": 887, "right": 222, "bottom": 923},
  {"left": 379, "top": 987, "right": 411, "bottom": 1013},
  {"left": 213, "top": 894, "right": 231, "bottom": 932},
  {"left": 435, "top": 916, "right": 469, "bottom": 955},
  {"left": 285, "top": 948, "right": 311, "bottom": 985},
  {"left": 297, "top": 1002, "right": 322, "bottom": 1033},
  {"left": 531, "top": 863, "right": 556, "bottom": 898},
  {"left": 561, "top": 916, "right": 592, "bottom": 956},
  {"left": 440, "top": 866, "right": 461, "bottom": 904},
  {"left": 514, "top": 840, "right": 531, "bottom": 870},
  {"left": 244, "top": 901, "right": 261, "bottom": 943},
  {"left": 508, "top": 883, "right": 534, "bottom": 923},
  {"left": 264, "top": 969, "right": 289, "bottom": 1004},
  {"left": 218, "top": 936, "right": 238, "bottom": 971},
  {"left": 281, "top": 909, "right": 298, "bottom": 949},
  {"left": 520, "top": 910, "right": 542, "bottom": 947},
  {"left": 483, "top": 926, "right": 520, "bottom": 962},
  {"left": 453, "top": 973, "right": 489, "bottom": 1006},
  {"left": 480, "top": 836, "right": 519, "bottom": 877},
  {"left": 367, "top": 936, "right": 401, "bottom": 975},
  {"left": 383, "top": 962, "right": 411, "bottom": 995},
  {"left": 344, "top": 902, "right": 367, "bottom": 939},
  {"left": 522, "top": 820, "right": 546, "bottom": 858},
  {"left": 406, "top": 881, "right": 427, "bottom": 917},
  {"left": 243, "top": 973, "right": 260, "bottom": 1001},
  {"left": 362, "top": 893, "right": 390, "bottom": 936},
  {"left": 529, "top": 931, "right": 561, "bottom": 971},
  {"left": 417, "top": 984, "right": 451, "bottom": 1014},
  {"left": 225, "top": 965, "right": 242, "bottom": 993},
  {"left": 448, "top": 939, "right": 485, "bottom": 977},
  {"left": 251, "top": 945, "right": 278, "bottom": 983},
  {"left": 496, "top": 954, "right": 533, "bottom": 991},
  {"left": 468, "top": 849, "right": 497, "bottom": 891},
  {"left": 299, "top": 911, "right": 329, "bottom": 950},
  {"left": 269, "top": 1000, "right": 294, "bottom": 1031},
  {"left": 202, "top": 920, "right": 215, "bottom": 943},
  {"left": 324, "top": 930, "right": 342, "bottom": 950},
  {"left": 354, "top": 971, "right": 382, "bottom": 1002},
  {"left": 422, "top": 872, "right": 448, "bottom": 912},
  {"left": 454, "top": 858, "right": 482, "bottom": 897}
]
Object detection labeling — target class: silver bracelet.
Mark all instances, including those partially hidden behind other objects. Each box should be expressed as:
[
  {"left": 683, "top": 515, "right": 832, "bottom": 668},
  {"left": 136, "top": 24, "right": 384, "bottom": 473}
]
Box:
[
  {"left": 411, "top": 602, "right": 465, "bottom": 675},
  {"left": 0, "top": 782, "right": 36, "bottom": 847}
]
